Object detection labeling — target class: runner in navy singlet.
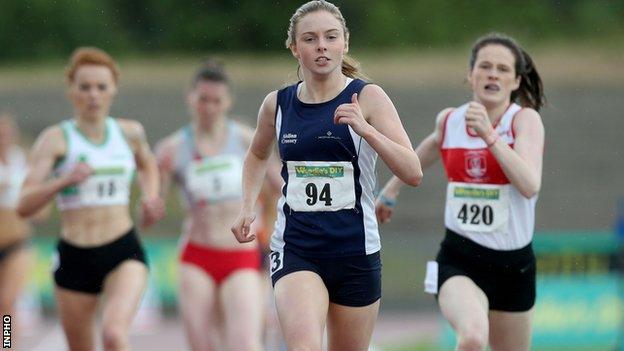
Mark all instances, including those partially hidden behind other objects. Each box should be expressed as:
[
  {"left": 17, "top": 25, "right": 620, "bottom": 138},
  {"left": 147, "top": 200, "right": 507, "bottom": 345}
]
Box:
[{"left": 231, "top": 1, "right": 422, "bottom": 350}]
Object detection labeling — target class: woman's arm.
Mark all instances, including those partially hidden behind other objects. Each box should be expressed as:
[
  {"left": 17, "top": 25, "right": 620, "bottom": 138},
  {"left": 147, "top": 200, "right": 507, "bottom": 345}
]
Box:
[
  {"left": 17, "top": 126, "right": 90, "bottom": 217},
  {"left": 231, "top": 91, "right": 278, "bottom": 243},
  {"left": 334, "top": 85, "right": 422, "bottom": 186},
  {"left": 119, "top": 119, "right": 164, "bottom": 228},
  {"left": 154, "top": 134, "right": 179, "bottom": 200},
  {"left": 239, "top": 121, "right": 283, "bottom": 195},
  {"left": 375, "top": 108, "right": 450, "bottom": 223}
]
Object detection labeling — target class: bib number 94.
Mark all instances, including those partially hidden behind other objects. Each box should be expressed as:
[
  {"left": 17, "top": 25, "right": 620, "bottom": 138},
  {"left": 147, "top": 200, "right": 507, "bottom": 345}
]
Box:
[
  {"left": 305, "top": 183, "right": 332, "bottom": 206},
  {"left": 285, "top": 161, "right": 355, "bottom": 212}
]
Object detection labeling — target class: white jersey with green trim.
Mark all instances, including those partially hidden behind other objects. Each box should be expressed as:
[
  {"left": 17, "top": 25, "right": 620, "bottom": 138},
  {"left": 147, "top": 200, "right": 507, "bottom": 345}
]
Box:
[
  {"left": 54, "top": 117, "right": 136, "bottom": 211},
  {"left": 0, "top": 146, "right": 27, "bottom": 209}
]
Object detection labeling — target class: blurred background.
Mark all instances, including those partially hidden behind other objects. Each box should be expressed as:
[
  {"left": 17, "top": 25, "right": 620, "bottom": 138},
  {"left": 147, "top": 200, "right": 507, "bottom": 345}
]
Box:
[{"left": 1, "top": 0, "right": 623, "bottom": 350}]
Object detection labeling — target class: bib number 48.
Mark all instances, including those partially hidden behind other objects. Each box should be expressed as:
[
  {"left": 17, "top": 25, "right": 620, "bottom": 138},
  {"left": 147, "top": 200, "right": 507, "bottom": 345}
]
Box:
[
  {"left": 457, "top": 203, "right": 493, "bottom": 226},
  {"left": 305, "top": 183, "right": 332, "bottom": 206}
]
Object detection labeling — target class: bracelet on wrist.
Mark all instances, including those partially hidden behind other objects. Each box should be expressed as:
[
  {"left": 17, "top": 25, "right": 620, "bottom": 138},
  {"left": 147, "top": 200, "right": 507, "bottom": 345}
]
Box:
[{"left": 378, "top": 194, "right": 397, "bottom": 207}]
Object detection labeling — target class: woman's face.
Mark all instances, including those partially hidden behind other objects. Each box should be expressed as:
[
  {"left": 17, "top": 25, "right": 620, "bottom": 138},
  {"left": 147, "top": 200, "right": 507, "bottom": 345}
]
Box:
[
  {"left": 290, "top": 10, "right": 348, "bottom": 77},
  {"left": 468, "top": 44, "right": 520, "bottom": 108},
  {"left": 68, "top": 65, "right": 117, "bottom": 120},
  {"left": 187, "top": 80, "right": 231, "bottom": 127}
]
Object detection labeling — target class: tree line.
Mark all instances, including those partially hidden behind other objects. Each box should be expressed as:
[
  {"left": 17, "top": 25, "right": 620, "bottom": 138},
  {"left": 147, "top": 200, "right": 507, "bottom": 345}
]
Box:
[{"left": 1, "top": 0, "right": 622, "bottom": 61}]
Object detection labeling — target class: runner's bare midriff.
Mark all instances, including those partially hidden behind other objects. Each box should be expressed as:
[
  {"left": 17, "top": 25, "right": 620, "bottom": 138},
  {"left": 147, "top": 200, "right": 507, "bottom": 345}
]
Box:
[
  {"left": 60, "top": 204, "right": 132, "bottom": 247},
  {"left": 184, "top": 200, "right": 256, "bottom": 250}
]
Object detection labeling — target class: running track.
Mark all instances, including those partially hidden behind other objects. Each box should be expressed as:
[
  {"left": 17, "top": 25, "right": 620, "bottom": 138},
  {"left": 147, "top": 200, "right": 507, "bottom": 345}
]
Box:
[{"left": 21, "top": 313, "right": 439, "bottom": 350}]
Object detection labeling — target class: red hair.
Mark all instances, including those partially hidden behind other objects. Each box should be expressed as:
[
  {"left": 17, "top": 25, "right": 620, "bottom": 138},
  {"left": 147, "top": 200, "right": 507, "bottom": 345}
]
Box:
[{"left": 65, "top": 47, "right": 120, "bottom": 84}]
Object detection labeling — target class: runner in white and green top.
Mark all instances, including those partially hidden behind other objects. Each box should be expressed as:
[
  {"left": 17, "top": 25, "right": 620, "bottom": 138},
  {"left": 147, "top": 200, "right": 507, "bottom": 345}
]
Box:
[{"left": 17, "top": 47, "right": 164, "bottom": 351}]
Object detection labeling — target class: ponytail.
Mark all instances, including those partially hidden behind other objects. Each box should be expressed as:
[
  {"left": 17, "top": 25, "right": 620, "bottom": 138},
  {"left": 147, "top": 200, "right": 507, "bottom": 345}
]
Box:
[
  {"left": 342, "top": 54, "right": 368, "bottom": 80},
  {"left": 513, "top": 49, "right": 545, "bottom": 112}
]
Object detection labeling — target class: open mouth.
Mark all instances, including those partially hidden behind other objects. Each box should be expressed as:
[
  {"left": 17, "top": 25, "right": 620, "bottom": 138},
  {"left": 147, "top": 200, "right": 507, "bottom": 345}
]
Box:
[
  {"left": 484, "top": 84, "right": 500, "bottom": 93},
  {"left": 315, "top": 56, "right": 330, "bottom": 64}
]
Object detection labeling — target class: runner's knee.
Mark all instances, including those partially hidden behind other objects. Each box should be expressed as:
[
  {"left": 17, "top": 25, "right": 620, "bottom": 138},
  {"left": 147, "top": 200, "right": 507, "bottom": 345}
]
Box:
[
  {"left": 457, "top": 327, "right": 488, "bottom": 351},
  {"left": 102, "top": 324, "right": 128, "bottom": 351}
]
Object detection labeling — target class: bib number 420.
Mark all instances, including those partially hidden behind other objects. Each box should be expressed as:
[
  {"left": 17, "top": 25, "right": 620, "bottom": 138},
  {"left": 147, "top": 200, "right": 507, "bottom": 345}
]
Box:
[
  {"left": 457, "top": 204, "right": 493, "bottom": 226},
  {"left": 305, "top": 183, "right": 332, "bottom": 206}
]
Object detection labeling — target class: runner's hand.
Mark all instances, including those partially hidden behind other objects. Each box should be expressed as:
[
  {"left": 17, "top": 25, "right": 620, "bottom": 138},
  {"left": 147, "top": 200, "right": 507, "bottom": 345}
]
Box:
[
  {"left": 140, "top": 196, "right": 165, "bottom": 229},
  {"left": 375, "top": 194, "right": 396, "bottom": 224},
  {"left": 63, "top": 163, "right": 93, "bottom": 186},
  {"left": 334, "top": 93, "right": 373, "bottom": 137},
  {"left": 231, "top": 211, "right": 257, "bottom": 243},
  {"left": 465, "top": 101, "right": 495, "bottom": 139}
]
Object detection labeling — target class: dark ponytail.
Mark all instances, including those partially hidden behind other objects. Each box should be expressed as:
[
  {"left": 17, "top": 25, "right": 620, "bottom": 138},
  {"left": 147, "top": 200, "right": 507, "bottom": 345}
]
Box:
[
  {"left": 514, "top": 49, "right": 544, "bottom": 111},
  {"left": 470, "top": 33, "right": 545, "bottom": 112},
  {"left": 191, "top": 58, "right": 229, "bottom": 88}
]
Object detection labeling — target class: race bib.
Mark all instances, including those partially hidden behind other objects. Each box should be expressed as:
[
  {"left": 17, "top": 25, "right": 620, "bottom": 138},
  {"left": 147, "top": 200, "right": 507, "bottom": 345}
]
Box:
[
  {"left": 447, "top": 182, "right": 509, "bottom": 233},
  {"left": 77, "top": 166, "right": 130, "bottom": 205},
  {"left": 285, "top": 161, "right": 355, "bottom": 212},
  {"left": 186, "top": 155, "right": 243, "bottom": 203}
]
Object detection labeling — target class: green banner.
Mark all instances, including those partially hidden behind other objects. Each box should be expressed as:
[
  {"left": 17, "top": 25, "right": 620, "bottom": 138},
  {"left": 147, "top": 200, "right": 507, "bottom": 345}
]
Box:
[
  {"left": 295, "top": 165, "right": 344, "bottom": 178},
  {"left": 453, "top": 187, "right": 500, "bottom": 200}
]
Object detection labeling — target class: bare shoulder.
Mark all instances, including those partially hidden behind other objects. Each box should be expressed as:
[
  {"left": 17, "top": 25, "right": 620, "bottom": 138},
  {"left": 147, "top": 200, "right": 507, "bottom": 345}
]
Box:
[
  {"left": 430, "top": 107, "right": 454, "bottom": 143},
  {"left": 232, "top": 120, "right": 255, "bottom": 135},
  {"left": 264, "top": 90, "right": 278, "bottom": 103},
  {"left": 516, "top": 108, "right": 542, "bottom": 123},
  {"left": 435, "top": 107, "right": 454, "bottom": 128},
  {"left": 232, "top": 120, "right": 255, "bottom": 144},
  {"left": 260, "top": 90, "right": 278, "bottom": 114},
  {"left": 359, "top": 83, "right": 389, "bottom": 103},
  {"left": 38, "top": 124, "right": 65, "bottom": 142},
  {"left": 258, "top": 90, "right": 279, "bottom": 126},
  {"left": 116, "top": 118, "right": 146, "bottom": 141},
  {"left": 116, "top": 118, "right": 144, "bottom": 134},
  {"left": 358, "top": 84, "right": 396, "bottom": 121},
  {"left": 154, "top": 130, "right": 182, "bottom": 171},
  {"left": 33, "top": 124, "right": 66, "bottom": 157},
  {"left": 513, "top": 108, "right": 544, "bottom": 133},
  {"left": 155, "top": 130, "right": 182, "bottom": 157}
]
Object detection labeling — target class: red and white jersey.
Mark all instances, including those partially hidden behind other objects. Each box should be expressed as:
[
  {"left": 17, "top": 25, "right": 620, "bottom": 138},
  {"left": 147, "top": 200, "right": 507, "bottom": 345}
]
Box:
[{"left": 440, "top": 102, "right": 537, "bottom": 250}]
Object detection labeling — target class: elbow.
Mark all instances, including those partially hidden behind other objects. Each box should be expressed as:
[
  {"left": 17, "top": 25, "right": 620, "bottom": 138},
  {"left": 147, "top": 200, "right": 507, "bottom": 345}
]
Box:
[
  {"left": 405, "top": 154, "right": 424, "bottom": 187},
  {"left": 15, "top": 192, "right": 36, "bottom": 218},
  {"left": 520, "top": 189, "right": 538, "bottom": 199},
  {"left": 403, "top": 170, "right": 423, "bottom": 187},
  {"left": 16, "top": 202, "right": 31, "bottom": 218},
  {"left": 519, "top": 183, "right": 540, "bottom": 199}
]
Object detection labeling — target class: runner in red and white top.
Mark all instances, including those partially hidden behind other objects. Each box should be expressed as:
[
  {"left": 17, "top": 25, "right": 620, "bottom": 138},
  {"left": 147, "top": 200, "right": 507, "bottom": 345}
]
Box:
[
  {"left": 440, "top": 101, "right": 536, "bottom": 251},
  {"left": 376, "top": 32, "right": 545, "bottom": 351}
]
